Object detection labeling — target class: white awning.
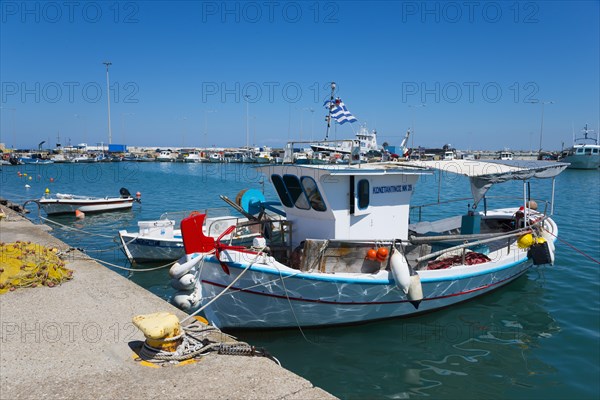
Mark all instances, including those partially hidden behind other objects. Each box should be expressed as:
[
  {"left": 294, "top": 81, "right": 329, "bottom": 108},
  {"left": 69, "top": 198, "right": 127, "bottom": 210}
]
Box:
[{"left": 407, "top": 159, "right": 569, "bottom": 205}]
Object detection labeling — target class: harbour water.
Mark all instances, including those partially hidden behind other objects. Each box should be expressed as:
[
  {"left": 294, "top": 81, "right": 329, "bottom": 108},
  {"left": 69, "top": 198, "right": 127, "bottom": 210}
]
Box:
[{"left": 1, "top": 162, "right": 598, "bottom": 399}]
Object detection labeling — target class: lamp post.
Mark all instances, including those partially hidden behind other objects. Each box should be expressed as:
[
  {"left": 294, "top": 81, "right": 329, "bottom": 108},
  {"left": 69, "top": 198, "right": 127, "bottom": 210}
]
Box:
[
  {"left": 527, "top": 100, "right": 554, "bottom": 154},
  {"left": 102, "top": 62, "right": 113, "bottom": 144},
  {"left": 244, "top": 95, "right": 250, "bottom": 149},
  {"left": 408, "top": 104, "right": 426, "bottom": 149}
]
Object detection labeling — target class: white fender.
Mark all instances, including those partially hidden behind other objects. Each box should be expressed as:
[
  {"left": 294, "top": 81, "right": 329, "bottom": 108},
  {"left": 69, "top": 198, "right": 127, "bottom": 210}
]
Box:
[
  {"left": 172, "top": 289, "right": 201, "bottom": 310},
  {"left": 170, "top": 273, "right": 196, "bottom": 291},
  {"left": 390, "top": 249, "right": 411, "bottom": 294},
  {"left": 407, "top": 274, "right": 424, "bottom": 304},
  {"left": 169, "top": 253, "right": 204, "bottom": 279}
]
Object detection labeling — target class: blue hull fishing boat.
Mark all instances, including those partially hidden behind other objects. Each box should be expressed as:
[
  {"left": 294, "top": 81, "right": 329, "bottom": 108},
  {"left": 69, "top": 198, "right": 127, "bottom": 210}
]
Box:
[{"left": 169, "top": 83, "right": 568, "bottom": 329}]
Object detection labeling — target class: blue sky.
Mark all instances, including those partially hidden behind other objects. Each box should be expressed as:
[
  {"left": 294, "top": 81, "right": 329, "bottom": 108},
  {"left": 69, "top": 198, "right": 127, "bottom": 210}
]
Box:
[{"left": 1, "top": 1, "right": 599, "bottom": 151}]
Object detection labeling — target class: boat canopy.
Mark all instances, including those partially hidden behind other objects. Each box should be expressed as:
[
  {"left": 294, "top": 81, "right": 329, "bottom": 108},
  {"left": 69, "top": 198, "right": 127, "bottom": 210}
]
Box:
[{"left": 406, "top": 159, "right": 569, "bottom": 206}]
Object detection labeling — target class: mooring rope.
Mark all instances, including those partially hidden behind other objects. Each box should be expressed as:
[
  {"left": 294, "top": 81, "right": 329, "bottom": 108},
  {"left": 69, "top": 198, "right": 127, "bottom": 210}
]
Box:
[
  {"left": 543, "top": 228, "right": 600, "bottom": 265},
  {"left": 136, "top": 320, "right": 280, "bottom": 365},
  {"left": 180, "top": 248, "right": 266, "bottom": 324}
]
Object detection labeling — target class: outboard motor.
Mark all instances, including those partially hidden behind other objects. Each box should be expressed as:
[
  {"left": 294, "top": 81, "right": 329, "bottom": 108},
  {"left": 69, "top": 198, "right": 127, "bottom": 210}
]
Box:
[{"left": 120, "top": 187, "right": 132, "bottom": 198}]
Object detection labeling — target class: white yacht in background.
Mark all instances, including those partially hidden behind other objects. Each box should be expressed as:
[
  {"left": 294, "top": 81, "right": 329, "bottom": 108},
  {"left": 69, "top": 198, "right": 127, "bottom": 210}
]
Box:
[
  {"left": 156, "top": 150, "right": 177, "bottom": 162},
  {"left": 310, "top": 124, "right": 380, "bottom": 157}
]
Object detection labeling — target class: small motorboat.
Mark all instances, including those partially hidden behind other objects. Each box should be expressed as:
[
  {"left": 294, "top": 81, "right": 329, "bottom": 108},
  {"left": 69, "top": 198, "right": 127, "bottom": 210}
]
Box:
[
  {"left": 119, "top": 202, "right": 285, "bottom": 263},
  {"left": 39, "top": 188, "right": 140, "bottom": 215}
]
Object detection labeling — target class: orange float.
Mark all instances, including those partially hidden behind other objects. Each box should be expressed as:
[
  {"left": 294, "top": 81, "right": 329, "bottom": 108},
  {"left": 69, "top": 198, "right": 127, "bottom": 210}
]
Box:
[
  {"left": 376, "top": 247, "right": 389, "bottom": 262},
  {"left": 366, "top": 249, "right": 377, "bottom": 261}
]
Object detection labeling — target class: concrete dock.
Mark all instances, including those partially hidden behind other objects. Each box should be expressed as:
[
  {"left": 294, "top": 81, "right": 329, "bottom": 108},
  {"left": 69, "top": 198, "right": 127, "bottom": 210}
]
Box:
[{"left": 0, "top": 206, "right": 336, "bottom": 399}]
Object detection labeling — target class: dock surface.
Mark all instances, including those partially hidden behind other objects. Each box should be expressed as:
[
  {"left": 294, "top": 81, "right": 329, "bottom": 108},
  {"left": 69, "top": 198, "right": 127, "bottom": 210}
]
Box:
[{"left": 0, "top": 207, "right": 336, "bottom": 399}]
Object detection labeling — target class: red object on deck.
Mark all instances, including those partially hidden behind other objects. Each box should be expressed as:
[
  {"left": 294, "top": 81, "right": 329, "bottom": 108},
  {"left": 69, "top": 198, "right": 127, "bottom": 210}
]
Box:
[{"left": 180, "top": 213, "right": 215, "bottom": 254}]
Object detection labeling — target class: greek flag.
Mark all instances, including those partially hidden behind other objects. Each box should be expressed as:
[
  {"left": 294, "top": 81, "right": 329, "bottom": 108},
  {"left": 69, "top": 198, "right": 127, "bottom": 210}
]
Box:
[{"left": 323, "top": 98, "right": 358, "bottom": 125}]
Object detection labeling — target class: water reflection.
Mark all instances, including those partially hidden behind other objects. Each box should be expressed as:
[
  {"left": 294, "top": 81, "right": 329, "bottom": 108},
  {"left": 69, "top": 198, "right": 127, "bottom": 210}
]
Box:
[{"left": 237, "top": 275, "right": 560, "bottom": 399}]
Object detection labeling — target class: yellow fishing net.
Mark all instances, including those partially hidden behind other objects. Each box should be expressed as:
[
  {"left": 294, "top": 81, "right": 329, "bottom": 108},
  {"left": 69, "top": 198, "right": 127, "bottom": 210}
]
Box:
[{"left": 0, "top": 241, "right": 73, "bottom": 294}]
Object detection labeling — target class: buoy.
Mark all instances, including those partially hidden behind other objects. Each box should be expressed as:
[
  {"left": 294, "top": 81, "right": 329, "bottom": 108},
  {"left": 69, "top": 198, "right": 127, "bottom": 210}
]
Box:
[
  {"left": 45, "top": 188, "right": 50, "bottom": 194},
  {"left": 517, "top": 233, "right": 534, "bottom": 249},
  {"left": 49, "top": 178, "right": 54, "bottom": 182},
  {"left": 527, "top": 200, "right": 538, "bottom": 210},
  {"left": 75, "top": 210, "right": 85, "bottom": 219},
  {"left": 390, "top": 248, "right": 411, "bottom": 294},
  {"left": 366, "top": 248, "right": 377, "bottom": 261},
  {"left": 28, "top": 176, "right": 32, "bottom": 180},
  {"left": 25, "top": 184, "right": 31, "bottom": 188},
  {"left": 376, "top": 247, "right": 389, "bottom": 262}
]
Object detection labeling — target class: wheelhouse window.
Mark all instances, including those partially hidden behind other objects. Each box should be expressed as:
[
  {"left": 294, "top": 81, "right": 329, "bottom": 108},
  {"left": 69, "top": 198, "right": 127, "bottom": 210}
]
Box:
[
  {"left": 271, "top": 174, "right": 293, "bottom": 208},
  {"left": 300, "top": 176, "right": 326, "bottom": 212},
  {"left": 357, "top": 179, "right": 370, "bottom": 209},
  {"left": 283, "top": 175, "right": 310, "bottom": 210}
]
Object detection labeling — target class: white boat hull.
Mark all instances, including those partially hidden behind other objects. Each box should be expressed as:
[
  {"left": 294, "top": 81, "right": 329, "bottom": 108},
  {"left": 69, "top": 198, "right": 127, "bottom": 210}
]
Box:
[
  {"left": 194, "top": 247, "right": 534, "bottom": 329},
  {"left": 119, "top": 231, "right": 185, "bottom": 262},
  {"left": 40, "top": 198, "right": 134, "bottom": 215}
]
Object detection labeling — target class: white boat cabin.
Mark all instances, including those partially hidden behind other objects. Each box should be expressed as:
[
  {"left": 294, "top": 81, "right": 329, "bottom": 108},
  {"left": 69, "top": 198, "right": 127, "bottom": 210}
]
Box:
[{"left": 257, "top": 164, "right": 430, "bottom": 247}]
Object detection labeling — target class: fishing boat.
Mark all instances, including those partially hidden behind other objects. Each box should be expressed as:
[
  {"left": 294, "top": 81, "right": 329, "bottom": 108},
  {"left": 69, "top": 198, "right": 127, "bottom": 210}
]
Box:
[
  {"left": 39, "top": 188, "right": 140, "bottom": 215},
  {"left": 171, "top": 157, "right": 566, "bottom": 328},
  {"left": 167, "top": 84, "right": 568, "bottom": 329},
  {"left": 560, "top": 124, "right": 600, "bottom": 169},
  {"left": 183, "top": 151, "right": 207, "bottom": 163}
]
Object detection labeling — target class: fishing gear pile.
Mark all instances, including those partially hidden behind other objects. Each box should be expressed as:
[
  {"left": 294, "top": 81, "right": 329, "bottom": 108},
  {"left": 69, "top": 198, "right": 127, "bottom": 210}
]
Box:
[{"left": 0, "top": 241, "right": 73, "bottom": 294}]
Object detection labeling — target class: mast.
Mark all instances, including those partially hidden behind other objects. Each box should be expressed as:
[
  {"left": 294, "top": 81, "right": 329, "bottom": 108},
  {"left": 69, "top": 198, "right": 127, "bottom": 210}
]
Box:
[{"left": 324, "top": 82, "right": 336, "bottom": 140}]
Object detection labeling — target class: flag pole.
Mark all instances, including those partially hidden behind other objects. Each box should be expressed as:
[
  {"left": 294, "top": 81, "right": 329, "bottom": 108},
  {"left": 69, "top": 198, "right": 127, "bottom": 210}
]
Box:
[{"left": 324, "top": 82, "right": 336, "bottom": 140}]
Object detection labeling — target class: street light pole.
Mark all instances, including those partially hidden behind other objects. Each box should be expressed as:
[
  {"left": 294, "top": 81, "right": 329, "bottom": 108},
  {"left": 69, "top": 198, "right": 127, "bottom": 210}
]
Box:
[
  {"left": 527, "top": 99, "right": 554, "bottom": 154},
  {"left": 539, "top": 101, "right": 554, "bottom": 153},
  {"left": 244, "top": 95, "right": 250, "bottom": 148},
  {"left": 103, "top": 62, "right": 113, "bottom": 144}
]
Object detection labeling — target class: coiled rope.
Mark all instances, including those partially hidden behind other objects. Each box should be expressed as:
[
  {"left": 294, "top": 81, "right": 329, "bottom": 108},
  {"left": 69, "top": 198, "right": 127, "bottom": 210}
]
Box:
[{"left": 137, "top": 320, "right": 280, "bottom": 365}]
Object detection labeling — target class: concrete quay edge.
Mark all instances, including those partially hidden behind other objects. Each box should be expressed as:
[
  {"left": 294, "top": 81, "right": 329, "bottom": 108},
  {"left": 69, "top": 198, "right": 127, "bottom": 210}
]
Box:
[{"left": 0, "top": 206, "right": 337, "bottom": 400}]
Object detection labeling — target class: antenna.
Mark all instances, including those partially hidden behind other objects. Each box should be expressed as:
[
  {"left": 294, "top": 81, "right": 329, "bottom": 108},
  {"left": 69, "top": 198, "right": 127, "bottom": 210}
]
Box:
[
  {"left": 324, "top": 82, "right": 336, "bottom": 140},
  {"left": 103, "top": 62, "right": 113, "bottom": 145}
]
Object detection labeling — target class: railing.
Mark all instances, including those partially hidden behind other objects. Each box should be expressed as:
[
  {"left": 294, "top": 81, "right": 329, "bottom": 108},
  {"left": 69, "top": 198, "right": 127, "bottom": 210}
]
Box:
[{"left": 409, "top": 195, "right": 551, "bottom": 223}]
